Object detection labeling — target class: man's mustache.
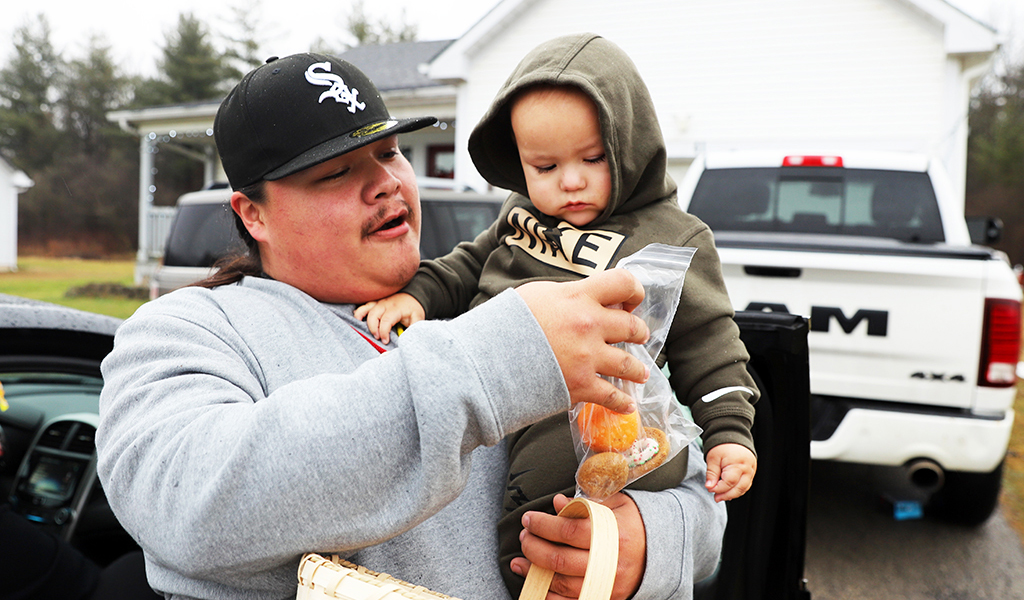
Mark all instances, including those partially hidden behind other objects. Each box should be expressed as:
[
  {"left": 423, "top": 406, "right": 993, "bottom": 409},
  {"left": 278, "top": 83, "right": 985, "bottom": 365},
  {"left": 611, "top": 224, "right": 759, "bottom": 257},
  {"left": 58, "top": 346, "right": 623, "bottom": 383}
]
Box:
[{"left": 362, "top": 199, "right": 415, "bottom": 237}]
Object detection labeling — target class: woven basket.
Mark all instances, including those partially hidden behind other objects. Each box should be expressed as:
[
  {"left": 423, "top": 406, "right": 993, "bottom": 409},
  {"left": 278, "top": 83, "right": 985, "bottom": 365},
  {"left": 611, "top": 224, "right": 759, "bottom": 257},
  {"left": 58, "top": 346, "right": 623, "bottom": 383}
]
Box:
[
  {"left": 297, "top": 498, "right": 618, "bottom": 600},
  {"left": 297, "top": 554, "right": 461, "bottom": 600}
]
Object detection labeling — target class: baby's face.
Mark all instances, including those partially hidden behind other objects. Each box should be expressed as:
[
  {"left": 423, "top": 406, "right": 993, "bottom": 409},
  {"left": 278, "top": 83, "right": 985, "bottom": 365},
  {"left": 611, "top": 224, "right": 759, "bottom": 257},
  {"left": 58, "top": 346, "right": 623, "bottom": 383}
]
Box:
[{"left": 510, "top": 86, "right": 611, "bottom": 227}]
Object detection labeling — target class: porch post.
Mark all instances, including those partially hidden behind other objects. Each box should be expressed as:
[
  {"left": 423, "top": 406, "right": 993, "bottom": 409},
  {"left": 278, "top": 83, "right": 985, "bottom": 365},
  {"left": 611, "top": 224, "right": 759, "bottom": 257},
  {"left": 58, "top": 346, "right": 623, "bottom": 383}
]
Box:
[{"left": 135, "top": 133, "right": 156, "bottom": 285}]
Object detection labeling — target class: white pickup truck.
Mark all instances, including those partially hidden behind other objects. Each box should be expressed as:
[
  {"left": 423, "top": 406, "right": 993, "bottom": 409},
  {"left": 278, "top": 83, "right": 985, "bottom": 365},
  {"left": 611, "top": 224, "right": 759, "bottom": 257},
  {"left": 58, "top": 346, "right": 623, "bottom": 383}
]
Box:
[{"left": 677, "top": 150, "right": 1021, "bottom": 524}]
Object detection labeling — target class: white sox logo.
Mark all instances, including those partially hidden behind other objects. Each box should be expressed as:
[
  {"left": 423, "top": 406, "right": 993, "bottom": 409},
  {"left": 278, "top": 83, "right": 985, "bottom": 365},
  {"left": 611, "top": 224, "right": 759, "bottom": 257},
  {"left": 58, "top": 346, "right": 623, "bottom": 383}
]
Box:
[
  {"left": 304, "top": 62, "right": 366, "bottom": 113},
  {"left": 504, "top": 207, "right": 625, "bottom": 275}
]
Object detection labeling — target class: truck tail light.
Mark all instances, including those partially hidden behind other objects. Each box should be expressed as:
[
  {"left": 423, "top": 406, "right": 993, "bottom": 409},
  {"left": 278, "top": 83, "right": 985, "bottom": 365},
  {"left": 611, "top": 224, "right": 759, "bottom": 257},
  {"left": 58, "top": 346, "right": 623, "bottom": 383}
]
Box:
[
  {"left": 782, "top": 155, "right": 844, "bottom": 167},
  {"left": 978, "top": 298, "right": 1021, "bottom": 387}
]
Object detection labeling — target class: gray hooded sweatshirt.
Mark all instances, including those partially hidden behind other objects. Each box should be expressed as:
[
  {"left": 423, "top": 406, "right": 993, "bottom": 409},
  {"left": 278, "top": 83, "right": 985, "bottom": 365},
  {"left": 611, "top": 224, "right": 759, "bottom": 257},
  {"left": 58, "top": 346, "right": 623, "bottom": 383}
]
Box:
[{"left": 96, "top": 276, "right": 725, "bottom": 599}]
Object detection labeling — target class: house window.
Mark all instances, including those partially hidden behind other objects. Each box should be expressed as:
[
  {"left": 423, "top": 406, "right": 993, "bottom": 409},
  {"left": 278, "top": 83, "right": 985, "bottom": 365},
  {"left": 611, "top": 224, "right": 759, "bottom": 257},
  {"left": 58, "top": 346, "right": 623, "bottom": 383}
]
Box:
[{"left": 427, "top": 145, "right": 455, "bottom": 179}]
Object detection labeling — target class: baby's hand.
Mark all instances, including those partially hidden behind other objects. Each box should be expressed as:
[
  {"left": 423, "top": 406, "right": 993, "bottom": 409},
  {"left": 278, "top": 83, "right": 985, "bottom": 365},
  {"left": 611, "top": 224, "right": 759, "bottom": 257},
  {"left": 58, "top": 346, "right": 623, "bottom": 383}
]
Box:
[
  {"left": 705, "top": 443, "right": 757, "bottom": 502},
  {"left": 353, "top": 293, "right": 425, "bottom": 344}
]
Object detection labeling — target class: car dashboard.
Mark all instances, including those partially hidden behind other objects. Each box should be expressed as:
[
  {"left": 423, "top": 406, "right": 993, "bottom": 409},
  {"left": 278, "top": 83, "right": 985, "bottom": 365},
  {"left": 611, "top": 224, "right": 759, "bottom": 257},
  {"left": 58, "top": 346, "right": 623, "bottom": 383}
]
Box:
[
  {"left": 3, "top": 372, "right": 102, "bottom": 536},
  {"left": 0, "top": 297, "right": 138, "bottom": 567}
]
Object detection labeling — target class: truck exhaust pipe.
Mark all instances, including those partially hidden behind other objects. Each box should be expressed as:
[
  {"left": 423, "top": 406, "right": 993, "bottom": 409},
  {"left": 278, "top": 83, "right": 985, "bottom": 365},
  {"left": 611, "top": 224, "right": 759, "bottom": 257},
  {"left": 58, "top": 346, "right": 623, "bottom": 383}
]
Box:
[{"left": 904, "top": 459, "right": 945, "bottom": 494}]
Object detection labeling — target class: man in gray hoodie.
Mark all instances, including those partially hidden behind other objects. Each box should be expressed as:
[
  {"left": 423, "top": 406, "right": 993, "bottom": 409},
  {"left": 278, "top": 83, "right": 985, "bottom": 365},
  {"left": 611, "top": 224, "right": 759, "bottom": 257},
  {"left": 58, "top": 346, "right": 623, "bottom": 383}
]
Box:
[{"left": 95, "top": 53, "right": 726, "bottom": 600}]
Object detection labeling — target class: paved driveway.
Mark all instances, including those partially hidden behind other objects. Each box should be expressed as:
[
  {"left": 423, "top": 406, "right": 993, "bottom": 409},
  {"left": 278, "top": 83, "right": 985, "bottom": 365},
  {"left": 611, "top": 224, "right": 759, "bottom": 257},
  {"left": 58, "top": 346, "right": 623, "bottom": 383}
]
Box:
[{"left": 803, "top": 461, "right": 1024, "bottom": 599}]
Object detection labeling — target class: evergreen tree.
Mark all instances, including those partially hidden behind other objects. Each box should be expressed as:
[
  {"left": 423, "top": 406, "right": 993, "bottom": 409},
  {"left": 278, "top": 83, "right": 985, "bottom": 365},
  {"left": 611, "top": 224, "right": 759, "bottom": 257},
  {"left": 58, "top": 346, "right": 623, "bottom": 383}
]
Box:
[
  {"left": 969, "top": 61, "right": 1024, "bottom": 191},
  {"left": 222, "top": 1, "right": 267, "bottom": 74},
  {"left": 135, "top": 13, "right": 240, "bottom": 106},
  {"left": 15, "top": 33, "right": 139, "bottom": 256},
  {"left": 313, "top": 0, "right": 418, "bottom": 53},
  {"left": 0, "top": 12, "right": 247, "bottom": 255},
  {"left": 58, "top": 35, "right": 134, "bottom": 157},
  {"left": 0, "top": 14, "right": 63, "bottom": 172},
  {"left": 347, "top": 1, "right": 418, "bottom": 46},
  {"left": 128, "top": 13, "right": 241, "bottom": 206},
  {"left": 967, "top": 58, "right": 1024, "bottom": 265}
]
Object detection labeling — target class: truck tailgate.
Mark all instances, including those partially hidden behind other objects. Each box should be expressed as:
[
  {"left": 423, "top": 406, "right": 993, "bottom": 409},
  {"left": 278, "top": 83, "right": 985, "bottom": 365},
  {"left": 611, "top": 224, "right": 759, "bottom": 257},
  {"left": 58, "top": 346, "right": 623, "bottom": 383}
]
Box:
[{"left": 714, "top": 241, "right": 991, "bottom": 410}]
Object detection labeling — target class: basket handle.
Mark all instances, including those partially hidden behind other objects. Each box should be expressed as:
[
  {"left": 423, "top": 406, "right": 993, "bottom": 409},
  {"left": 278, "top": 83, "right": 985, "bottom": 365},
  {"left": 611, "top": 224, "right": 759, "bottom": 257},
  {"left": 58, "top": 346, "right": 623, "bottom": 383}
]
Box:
[{"left": 518, "top": 498, "right": 619, "bottom": 600}]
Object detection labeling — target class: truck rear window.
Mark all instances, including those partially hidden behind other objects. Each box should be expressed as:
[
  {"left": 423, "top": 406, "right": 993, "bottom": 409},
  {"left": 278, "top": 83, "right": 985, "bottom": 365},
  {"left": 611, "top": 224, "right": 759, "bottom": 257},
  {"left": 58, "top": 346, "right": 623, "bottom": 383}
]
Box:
[{"left": 687, "top": 167, "right": 944, "bottom": 243}]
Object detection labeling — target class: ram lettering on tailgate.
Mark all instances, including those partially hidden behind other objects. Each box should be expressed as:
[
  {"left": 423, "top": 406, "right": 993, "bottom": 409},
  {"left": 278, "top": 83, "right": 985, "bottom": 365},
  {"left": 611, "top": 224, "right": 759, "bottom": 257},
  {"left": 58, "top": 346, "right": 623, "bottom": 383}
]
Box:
[{"left": 746, "top": 303, "right": 889, "bottom": 337}]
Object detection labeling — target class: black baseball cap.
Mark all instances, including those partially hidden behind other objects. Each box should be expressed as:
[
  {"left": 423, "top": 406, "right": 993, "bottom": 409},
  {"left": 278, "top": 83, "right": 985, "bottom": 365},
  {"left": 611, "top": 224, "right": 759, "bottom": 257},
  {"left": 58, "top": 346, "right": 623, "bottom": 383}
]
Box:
[{"left": 215, "top": 53, "right": 437, "bottom": 189}]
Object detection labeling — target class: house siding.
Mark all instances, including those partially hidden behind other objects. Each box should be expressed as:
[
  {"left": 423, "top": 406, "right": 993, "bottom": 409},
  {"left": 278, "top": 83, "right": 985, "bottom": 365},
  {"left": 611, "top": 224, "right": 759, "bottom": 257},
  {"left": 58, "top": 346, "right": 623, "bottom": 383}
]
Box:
[
  {"left": 450, "top": 0, "right": 976, "bottom": 200},
  {"left": 661, "top": 0, "right": 946, "bottom": 149},
  {"left": 0, "top": 159, "right": 24, "bottom": 271}
]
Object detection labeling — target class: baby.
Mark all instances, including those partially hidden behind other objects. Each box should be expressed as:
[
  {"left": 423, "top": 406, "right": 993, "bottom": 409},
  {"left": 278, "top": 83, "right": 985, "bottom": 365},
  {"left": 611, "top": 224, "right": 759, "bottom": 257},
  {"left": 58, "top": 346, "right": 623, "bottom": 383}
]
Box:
[{"left": 357, "top": 33, "right": 758, "bottom": 596}]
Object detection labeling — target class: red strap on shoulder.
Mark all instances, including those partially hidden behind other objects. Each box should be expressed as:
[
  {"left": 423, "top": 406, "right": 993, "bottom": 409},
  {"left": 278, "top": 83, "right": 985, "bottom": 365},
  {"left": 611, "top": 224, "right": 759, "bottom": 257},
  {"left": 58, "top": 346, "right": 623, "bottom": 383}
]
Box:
[{"left": 351, "top": 327, "right": 387, "bottom": 354}]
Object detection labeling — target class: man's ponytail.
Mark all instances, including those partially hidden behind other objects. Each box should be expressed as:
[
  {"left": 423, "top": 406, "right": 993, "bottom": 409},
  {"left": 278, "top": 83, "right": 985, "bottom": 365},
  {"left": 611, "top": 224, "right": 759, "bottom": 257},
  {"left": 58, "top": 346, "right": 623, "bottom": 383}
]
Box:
[{"left": 191, "top": 182, "right": 266, "bottom": 289}]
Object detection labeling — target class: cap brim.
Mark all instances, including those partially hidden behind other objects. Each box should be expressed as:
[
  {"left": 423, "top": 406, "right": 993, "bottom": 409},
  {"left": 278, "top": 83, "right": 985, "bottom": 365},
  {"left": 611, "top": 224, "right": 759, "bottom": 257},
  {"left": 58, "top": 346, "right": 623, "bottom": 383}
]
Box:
[{"left": 264, "top": 116, "right": 438, "bottom": 181}]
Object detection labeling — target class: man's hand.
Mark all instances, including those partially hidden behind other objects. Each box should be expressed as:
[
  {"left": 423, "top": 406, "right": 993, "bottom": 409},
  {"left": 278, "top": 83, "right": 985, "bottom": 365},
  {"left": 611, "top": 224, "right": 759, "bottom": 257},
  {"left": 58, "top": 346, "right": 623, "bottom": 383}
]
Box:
[
  {"left": 511, "top": 493, "right": 646, "bottom": 600},
  {"left": 705, "top": 443, "right": 757, "bottom": 502},
  {"left": 516, "top": 269, "right": 649, "bottom": 414}
]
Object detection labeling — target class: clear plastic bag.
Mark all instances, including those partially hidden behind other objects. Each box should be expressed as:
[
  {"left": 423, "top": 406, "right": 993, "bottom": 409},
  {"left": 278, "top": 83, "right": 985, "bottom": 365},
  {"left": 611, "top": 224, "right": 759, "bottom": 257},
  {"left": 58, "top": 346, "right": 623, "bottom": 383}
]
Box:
[{"left": 571, "top": 244, "right": 703, "bottom": 501}]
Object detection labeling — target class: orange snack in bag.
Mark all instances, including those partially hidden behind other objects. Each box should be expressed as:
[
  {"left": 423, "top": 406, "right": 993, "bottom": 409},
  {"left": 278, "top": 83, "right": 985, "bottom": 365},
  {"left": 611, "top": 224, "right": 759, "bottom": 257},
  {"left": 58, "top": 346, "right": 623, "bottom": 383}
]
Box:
[{"left": 579, "top": 403, "right": 641, "bottom": 452}]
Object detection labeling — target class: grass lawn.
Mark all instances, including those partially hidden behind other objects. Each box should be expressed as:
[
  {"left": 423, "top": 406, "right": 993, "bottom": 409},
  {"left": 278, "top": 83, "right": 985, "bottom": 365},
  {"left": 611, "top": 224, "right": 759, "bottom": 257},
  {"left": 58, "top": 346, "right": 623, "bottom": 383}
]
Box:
[
  {"left": 0, "top": 256, "right": 148, "bottom": 320},
  {"left": 1, "top": 256, "right": 1023, "bottom": 540},
  {"left": 1005, "top": 380, "right": 1024, "bottom": 541}
]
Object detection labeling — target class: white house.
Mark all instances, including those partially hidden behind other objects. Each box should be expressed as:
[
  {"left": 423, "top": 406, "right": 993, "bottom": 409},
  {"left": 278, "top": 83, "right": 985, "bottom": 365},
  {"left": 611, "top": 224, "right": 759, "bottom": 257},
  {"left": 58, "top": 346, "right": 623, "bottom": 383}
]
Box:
[
  {"left": 430, "top": 0, "right": 999, "bottom": 211},
  {"left": 0, "top": 157, "right": 33, "bottom": 271}
]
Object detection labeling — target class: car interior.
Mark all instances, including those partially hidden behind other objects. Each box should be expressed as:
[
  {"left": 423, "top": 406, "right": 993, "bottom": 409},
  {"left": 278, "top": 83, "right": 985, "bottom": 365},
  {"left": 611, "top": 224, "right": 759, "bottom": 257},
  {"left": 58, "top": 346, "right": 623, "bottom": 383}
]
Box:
[{"left": 0, "top": 301, "right": 160, "bottom": 598}]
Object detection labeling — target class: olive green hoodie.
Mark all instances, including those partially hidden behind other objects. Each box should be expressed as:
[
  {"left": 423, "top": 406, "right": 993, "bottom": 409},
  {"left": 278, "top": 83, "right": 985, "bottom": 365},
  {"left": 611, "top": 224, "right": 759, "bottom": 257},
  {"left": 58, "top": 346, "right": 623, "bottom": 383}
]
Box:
[{"left": 404, "top": 33, "right": 758, "bottom": 452}]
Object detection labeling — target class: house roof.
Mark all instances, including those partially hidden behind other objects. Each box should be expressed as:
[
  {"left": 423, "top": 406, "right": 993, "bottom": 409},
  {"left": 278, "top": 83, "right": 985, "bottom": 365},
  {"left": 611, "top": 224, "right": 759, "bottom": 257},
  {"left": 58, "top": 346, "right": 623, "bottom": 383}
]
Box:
[
  {"left": 339, "top": 40, "right": 455, "bottom": 91},
  {"left": 0, "top": 156, "right": 33, "bottom": 191}
]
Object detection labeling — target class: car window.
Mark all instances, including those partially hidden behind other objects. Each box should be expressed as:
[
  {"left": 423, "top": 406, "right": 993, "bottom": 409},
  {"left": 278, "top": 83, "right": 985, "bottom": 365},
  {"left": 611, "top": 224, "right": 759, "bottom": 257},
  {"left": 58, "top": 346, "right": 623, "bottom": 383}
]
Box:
[
  {"left": 163, "top": 202, "right": 245, "bottom": 267},
  {"left": 688, "top": 167, "right": 944, "bottom": 243},
  {"left": 420, "top": 200, "right": 502, "bottom": 259}
]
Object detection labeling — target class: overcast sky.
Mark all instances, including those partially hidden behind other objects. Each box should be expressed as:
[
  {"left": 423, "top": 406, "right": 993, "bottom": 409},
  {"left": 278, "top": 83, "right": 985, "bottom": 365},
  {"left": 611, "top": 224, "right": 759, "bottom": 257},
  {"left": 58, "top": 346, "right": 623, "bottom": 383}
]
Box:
[
  {"left": 0, "top": 0, "right": 495, "bottom": 76},
  {"left": 1, "top": 0, "right": 1021, "bottom": 78}
]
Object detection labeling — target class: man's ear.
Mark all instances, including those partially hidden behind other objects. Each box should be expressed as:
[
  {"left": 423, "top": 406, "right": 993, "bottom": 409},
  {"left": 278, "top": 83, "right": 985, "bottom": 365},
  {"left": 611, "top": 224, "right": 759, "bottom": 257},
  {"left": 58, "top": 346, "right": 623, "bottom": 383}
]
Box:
[{"left": 231, "top": 191, "right": 269, "bottom": 243}]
